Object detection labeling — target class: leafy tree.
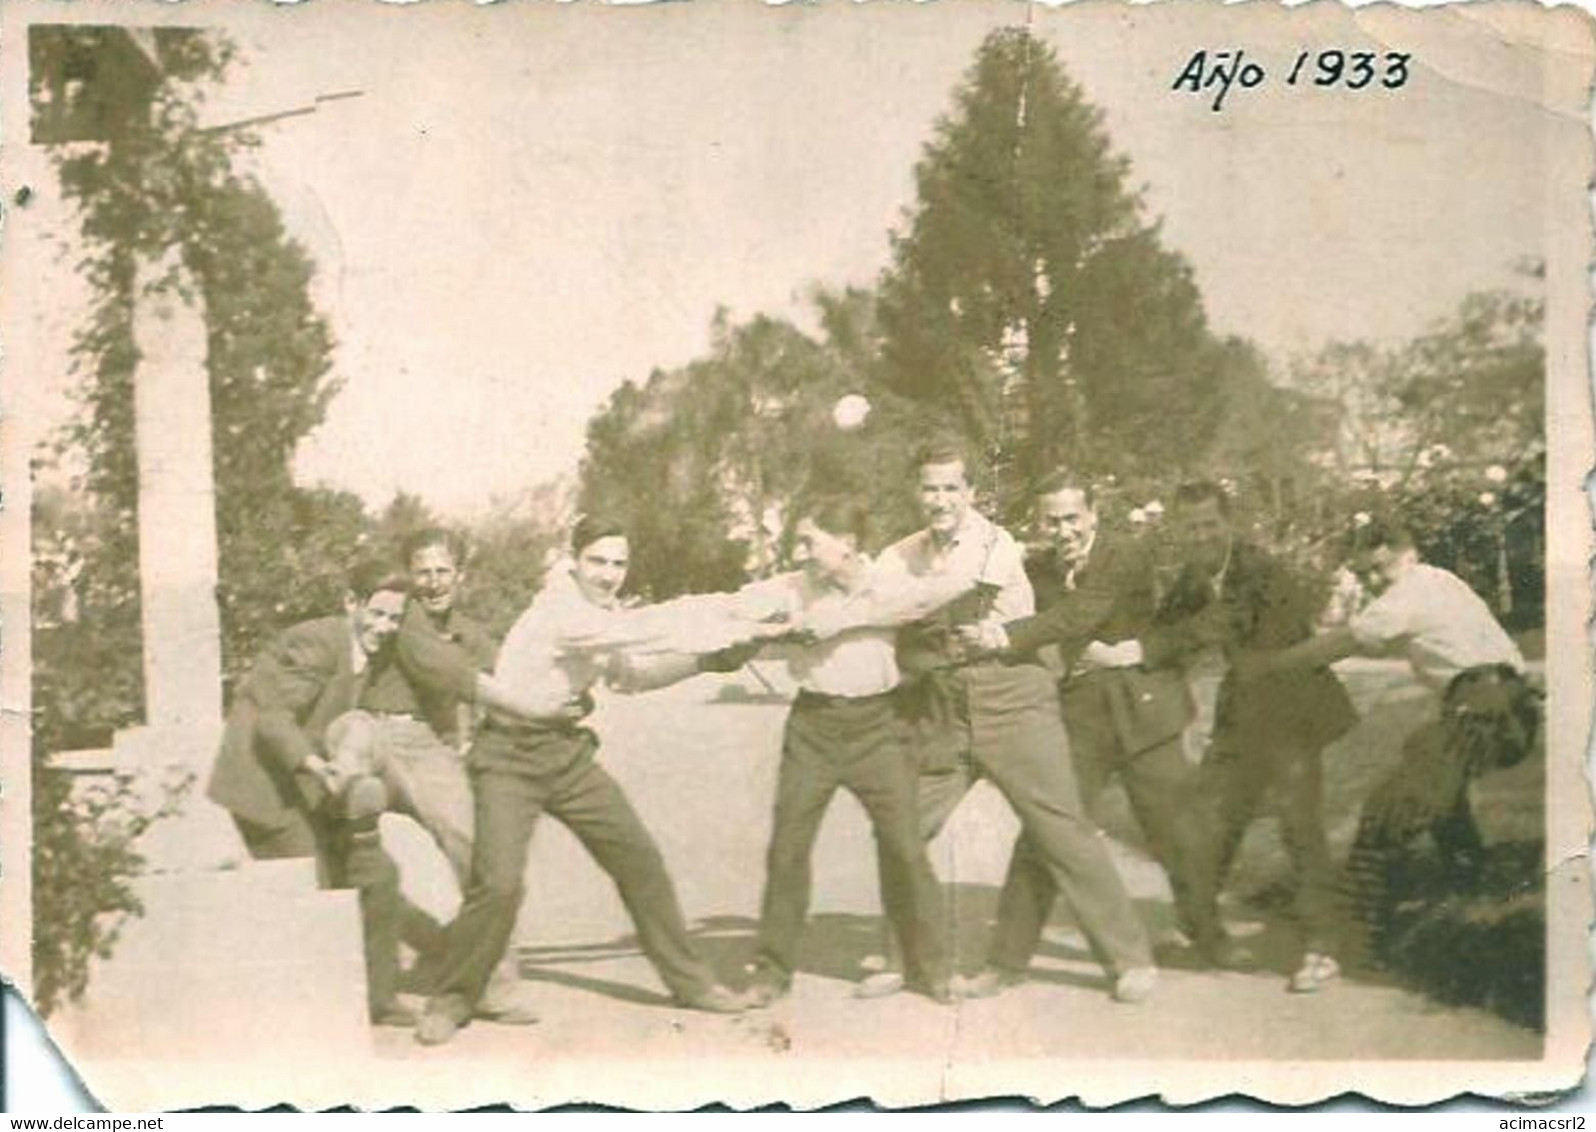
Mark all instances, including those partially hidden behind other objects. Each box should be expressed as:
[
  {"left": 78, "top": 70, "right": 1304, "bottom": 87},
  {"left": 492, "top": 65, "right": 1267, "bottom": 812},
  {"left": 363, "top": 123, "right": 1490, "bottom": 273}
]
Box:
[
  {"left": 460, "top": 481, "right": 573, "bottom": 640},
  {"left": 372, "top": 491, "right": 441, "bottom": 561},
  {"left": 1287, "top": 281, "right": 1546, "bottom": 629},
  {"left": 579, "top": 291, "right": 938, "bottom": 598}
]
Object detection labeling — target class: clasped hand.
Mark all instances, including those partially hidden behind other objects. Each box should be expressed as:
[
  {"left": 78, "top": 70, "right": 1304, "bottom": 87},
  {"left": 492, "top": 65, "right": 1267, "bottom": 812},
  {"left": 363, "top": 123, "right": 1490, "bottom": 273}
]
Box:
[{"left": 952, "top": 618, "right": 1009, "bottom": 657}]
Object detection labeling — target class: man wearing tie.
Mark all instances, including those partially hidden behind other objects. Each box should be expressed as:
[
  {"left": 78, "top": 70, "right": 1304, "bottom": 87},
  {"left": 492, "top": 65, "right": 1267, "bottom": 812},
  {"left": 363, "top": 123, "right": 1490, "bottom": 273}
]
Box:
[
  {"left": 1144, "top": 481, "right": 1357, "bottom": 993},
  {"left": 958, "top": 472, "right": 1240, "bottom": 999}
]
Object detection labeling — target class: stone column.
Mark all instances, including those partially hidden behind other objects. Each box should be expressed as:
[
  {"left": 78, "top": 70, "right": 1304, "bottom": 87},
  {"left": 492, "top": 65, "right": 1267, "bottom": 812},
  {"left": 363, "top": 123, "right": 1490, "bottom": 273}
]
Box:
[
  {"left": 117, "top": 248, "right": 242, "bottom": 869},
  {"left": 131, "top": 248, "right": 225, "bottom": 733}
]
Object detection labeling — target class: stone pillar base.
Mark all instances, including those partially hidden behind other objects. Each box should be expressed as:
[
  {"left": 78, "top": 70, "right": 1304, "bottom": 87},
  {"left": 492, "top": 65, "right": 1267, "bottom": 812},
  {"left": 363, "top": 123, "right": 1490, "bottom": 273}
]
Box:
[
  {"left": 110, "top": 723, "right": 247, "bottom": 873},
  {"left": 50, "top": 859, "right": 373, "bottom": 1067}
]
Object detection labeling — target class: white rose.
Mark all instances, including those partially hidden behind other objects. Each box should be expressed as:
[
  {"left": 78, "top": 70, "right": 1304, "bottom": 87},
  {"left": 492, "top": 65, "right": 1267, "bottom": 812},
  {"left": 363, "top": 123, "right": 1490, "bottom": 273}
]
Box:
[{"left": 831, "top": 394, "right": 871, "bottom": 431}]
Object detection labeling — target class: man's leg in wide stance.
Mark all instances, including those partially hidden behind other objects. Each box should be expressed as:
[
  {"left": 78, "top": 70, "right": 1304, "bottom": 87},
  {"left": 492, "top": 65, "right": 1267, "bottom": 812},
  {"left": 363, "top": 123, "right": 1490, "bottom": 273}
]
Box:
[{"left": 543, "top": 756, "right": 744, "bottom": 1011}]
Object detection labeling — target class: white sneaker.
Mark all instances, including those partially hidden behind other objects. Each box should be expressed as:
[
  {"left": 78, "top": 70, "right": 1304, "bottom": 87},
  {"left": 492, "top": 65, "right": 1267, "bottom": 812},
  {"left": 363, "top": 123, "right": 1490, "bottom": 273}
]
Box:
[
  {"left": 1289, "top": 952, "right": 1341, "bottom": 994},
  {"left": 1113, "top": 966, "right": 1159, "bottom": 1004}
]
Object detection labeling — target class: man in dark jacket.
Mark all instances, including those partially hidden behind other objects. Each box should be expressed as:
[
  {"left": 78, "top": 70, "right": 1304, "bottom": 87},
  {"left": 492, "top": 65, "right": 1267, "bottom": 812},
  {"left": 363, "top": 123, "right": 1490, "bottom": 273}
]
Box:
[
  {"left": 1147, "top": 481, "right": 1358, "bottom": 993},
  {"left": 957, "top": 473, "right": 1238, "bottom": 998},
  {"left": 207, "top": 560, "right": 411, "bottom": 1023}
]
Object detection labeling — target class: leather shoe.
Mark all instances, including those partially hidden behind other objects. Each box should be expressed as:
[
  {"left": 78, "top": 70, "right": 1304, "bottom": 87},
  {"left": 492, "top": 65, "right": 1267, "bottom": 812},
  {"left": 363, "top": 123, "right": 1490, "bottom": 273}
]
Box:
[
  {"left": 1196, "top": 933, "right": 1257, "bottom": 972},
  {"left": 476, "top": 983, "right": 540, "bottom": 1026},
  {"left": 372, "top": 997, "right": 420, "bottom": 1028},
  {"left": 852, "top": 971, "right": 905, "bottom": 1000},
  {"left": 911, "top": 978, "right": 956, "bottom": 1005},
  {"left": 1288, "top": 952, "right": 1341, "bottom": 994},
  {"left": 1112, "top": 966, "right": 1159, "bottom": 1004},
  {"left": 415, "top": 995, "right": 471, "bottom": 1046},
  {"left": 744, "top": 979, "right": 788, "bottom": 1009},
  {"left": 675, "top": 984, "right": 750, "bottom": 1014},
  {"left": 341, "top": 774, "right": 389, "bottom": 822},
  {"left": 952, "top": 967, "right": 1026, "bottom": 1000}
]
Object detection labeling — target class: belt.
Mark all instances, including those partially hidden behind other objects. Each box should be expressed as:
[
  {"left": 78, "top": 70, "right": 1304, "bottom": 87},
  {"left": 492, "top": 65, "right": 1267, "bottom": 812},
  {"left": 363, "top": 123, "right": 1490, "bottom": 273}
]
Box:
[
  {"left": 794, "top": 687, "right": 897, "bottom": 708},
  {"left": 481, "top": 715, "right": 590, "bottom": 741},
  {"left": 1442, "top": 663, "right": 1533, "bottom": 709}
]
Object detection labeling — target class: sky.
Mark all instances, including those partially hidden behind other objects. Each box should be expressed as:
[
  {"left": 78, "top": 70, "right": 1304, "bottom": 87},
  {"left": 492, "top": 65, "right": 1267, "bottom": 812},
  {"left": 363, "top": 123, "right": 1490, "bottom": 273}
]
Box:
[{"left": 8, "top": 0, "right": 1573, "bottom": 518}]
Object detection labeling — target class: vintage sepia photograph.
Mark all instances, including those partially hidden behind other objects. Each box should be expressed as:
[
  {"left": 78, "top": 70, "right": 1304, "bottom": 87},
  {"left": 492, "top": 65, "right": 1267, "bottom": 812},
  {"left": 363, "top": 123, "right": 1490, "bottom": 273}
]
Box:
[{"left": 0, "top": 0, "right": 1590, "bottom": 1111}]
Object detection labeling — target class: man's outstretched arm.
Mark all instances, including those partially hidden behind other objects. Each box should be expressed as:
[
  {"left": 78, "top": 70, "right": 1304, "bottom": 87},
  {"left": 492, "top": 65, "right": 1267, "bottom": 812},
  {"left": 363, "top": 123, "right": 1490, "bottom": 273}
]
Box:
[{"left": 1245, "top": 626, "right": 1362, "bottom": 677}]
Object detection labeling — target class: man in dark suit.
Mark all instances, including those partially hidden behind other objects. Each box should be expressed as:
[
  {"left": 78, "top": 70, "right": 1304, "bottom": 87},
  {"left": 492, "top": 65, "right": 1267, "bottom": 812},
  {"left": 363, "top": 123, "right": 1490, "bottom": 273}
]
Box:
[
  {"left": 1146, "top": 480, "right": 1359, "bottom": 993},
  {"left": 956, "top": 472, "right": 1239, "bottom": 997},
  {"left": 207, "top": 560, "right": 412, "bottom": 1024}
]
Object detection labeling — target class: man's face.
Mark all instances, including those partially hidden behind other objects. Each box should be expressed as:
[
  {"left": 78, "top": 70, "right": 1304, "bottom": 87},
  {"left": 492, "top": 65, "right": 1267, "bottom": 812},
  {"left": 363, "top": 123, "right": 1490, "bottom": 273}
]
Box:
[
  {"left": 348, "top": 588, "right": 406, "bottom": 656},
  {"left": 918, "top": 460, "right": 973, "bottom": 537},
  {"left": 793, "top": 518, "right": 857, "bottom": 585},
  {"left": 408, "top": 544, "right": 460, "bottom": 617},
  {"left": 1356, "top": 545, "right": 1407, "bottom": 594},
  {"left": 574, "top": 535, "right": 629, "bottom": 607},
  {"left": 1036, "top": 488, "right": 1097, "bottom": 566},
  {"left": 1173, "top": 497, "right": 1231, "bottom": 575}
]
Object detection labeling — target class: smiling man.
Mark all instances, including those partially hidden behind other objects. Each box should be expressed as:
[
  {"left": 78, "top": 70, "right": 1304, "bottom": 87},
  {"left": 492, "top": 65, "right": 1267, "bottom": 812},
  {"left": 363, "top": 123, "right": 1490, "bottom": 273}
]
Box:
[
  {"left": 1243, "top": 514, "right": 1534, "bottom": 969},
  {"left": 866, "top": 441, "right": 1156, "bottom": 1004},
  {"left": 340, "top": 528, "right": 575, "bottom": 1024},
  {"left": 206, "top": 559, "right": 413, "bottom": 1025},
  {"left": 1149, "top": 481, "right": 1359, "bottom": 993},
  {"left": 956, "top": 471, "right": 1241, "bottom": 996},
  {"left": 416, "top": 516, "right": 787, "bottom": 1045}
]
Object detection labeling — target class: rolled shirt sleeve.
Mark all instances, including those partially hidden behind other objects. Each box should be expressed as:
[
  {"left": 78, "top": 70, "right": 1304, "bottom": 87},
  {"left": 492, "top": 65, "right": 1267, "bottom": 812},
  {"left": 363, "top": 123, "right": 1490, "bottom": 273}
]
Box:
[{"left": 1348, "top": 588, "right": 1414, "bottom": 653}]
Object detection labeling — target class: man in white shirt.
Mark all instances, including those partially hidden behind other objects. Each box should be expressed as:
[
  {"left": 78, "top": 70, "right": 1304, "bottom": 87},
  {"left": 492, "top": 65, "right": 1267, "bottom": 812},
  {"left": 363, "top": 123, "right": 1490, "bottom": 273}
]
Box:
[
  {"left": 867, "top": 442, "right": 1156, "bottom": 1004},
  {"left": 733, "top": 495, "right": 987, "bottom": 1007},
  {"left": 1246, "top": 515, "right": 1537, "bottom": 965},
  {"left": 415, "top": 517, "right": 784, "bottom": 1045}
]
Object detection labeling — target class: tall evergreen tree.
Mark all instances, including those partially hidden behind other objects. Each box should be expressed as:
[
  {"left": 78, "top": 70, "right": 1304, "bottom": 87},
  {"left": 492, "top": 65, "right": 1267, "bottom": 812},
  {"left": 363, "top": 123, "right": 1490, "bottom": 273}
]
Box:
[{"left": 877, "top": 27, "right": 1223, "bottom": 507}]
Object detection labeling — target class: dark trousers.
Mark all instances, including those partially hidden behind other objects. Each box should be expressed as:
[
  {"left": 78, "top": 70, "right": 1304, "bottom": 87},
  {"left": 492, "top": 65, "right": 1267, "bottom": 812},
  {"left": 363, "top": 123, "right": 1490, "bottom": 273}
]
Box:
[
  {"left": 1342, "top": 717, "right": 1486, "bottom": 962},
  {"left": 755, "top": 691, "right": 948, "bottom": 988},
  {"left": 907, "top": 665, "right": 1152, "bottom": 976},
  {"left": 1200, "top": 736, "right": 1336, "bottom": 952},
  {"left": 428, "top": 728, "right": 719, "bottom": 1009},
  {"left": 234, "top": 809, "right": 401, "bottom": 1017},
  {"left": 987, "top": 689, "right": 1223, "bottom": 972}
]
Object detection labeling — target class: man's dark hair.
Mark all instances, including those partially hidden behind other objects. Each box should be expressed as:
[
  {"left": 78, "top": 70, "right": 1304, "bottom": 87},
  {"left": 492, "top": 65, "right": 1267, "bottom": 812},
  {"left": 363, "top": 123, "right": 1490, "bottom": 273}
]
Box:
[
  {"left": 402, "top": 526, "right": 463, "bottom": 568},
  {"left": 1172, "top": 480, "right": 1231, "bottom": 517},
  {"left": 797, "top": 494, "right": 873, "bottom": 549},
  {"left": 914, "top": 437, "right": 975, "bottom": 482},
  {"left": 348, "top": 558, "right": 409, "bottom": 603},
  {"left": 1348, "top": 514, "right": 1416, "bottom": 556},
  {"left": 1033, "top": 469, "right": 1095, "bottom": 509},
  {"left": 571, "top": 514, "right": 628, "bottom": 555}
]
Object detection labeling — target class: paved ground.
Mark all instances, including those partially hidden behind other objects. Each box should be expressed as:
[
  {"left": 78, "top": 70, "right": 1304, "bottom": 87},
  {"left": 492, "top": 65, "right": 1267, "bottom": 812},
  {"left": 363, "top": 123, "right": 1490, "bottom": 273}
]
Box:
[{"left": 374, "top": 663, "right": 1544, "bottom": 1073}]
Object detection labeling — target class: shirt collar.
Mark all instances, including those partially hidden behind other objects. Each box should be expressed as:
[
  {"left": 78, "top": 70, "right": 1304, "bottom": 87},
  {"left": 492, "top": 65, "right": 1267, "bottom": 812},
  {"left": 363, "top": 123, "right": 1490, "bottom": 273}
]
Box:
[
  {"left": 348, "top": 626, "right": 369, "bottom": 675},
  {"left": 548, "top": 562, "right": 619, "bottom": 611},
  {"left": 1211, "top": 540, "right": 1235, "bottom": 594},
  {"left": 929, "top": 507, "right": 988, "bottom": 553},
  {"left": 812, "top": 554, "right": 875, "bottom": 598},
  {"left": 409, "top": 600, "right": 455, "bottom": 636}
]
